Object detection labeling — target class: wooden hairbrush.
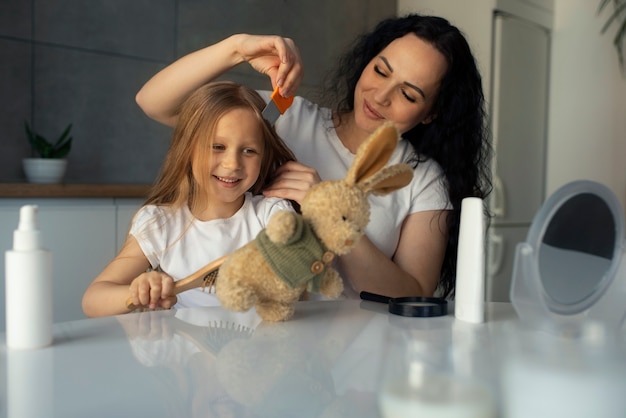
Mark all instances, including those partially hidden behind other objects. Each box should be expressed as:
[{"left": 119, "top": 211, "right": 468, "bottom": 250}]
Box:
[{"left": 126, "top": 255, "right": 227, "bottom": 311}]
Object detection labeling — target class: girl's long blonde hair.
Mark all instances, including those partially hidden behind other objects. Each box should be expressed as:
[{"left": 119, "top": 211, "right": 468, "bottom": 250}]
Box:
[{"left": 144, "top": 81, "right": 295, "bottom": 215}]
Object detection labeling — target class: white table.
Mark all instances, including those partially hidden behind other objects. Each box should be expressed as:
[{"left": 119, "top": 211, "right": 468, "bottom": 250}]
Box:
[{"left": 1, "top": 300, "right": 625, "bottom": 417}]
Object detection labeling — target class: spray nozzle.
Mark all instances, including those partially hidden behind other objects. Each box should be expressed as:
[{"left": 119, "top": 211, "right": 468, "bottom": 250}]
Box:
[
  {"left": 13, "top": 205, "right": 42, "bottom": 251},
  {"left": 18, "top": 205, "right": 39, "bottom": 231}
]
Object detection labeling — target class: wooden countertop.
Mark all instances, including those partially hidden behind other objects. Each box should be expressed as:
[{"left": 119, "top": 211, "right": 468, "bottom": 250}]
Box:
[{"left": 0, "top": 183, "right": 152, "bottom": 198}]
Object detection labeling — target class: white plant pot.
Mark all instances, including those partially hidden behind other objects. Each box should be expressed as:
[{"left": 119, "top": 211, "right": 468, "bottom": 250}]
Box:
[{"left": 22, "top": 158, "right": 67, "bottom": 184}]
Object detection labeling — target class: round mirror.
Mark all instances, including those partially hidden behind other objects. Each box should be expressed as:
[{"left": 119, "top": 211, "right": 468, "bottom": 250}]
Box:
[
  {"left": 511, "top": 180, "right": 625, "bottom": 328},
  {"left": 539, "top": 192, "right": 616, "bottom": 313}
]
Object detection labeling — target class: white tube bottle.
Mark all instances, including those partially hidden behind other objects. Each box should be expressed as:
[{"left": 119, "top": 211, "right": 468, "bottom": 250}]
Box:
[
  {"left": 454, "top": 197, "right": 486, "bottom": 324},
  {"left": 5, "top": 205, "right": 53, "bottom": 349}
]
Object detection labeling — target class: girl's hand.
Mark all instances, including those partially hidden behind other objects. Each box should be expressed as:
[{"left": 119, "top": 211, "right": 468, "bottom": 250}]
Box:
[
  {"left": 128, "top": 271, "right": 177, "bottom": 310},
  {"left": 263, "top": 161, "right": 322, "bottom": 204},
  {"left": 235, "top": 34, "right": 303, "bottom": 97}
]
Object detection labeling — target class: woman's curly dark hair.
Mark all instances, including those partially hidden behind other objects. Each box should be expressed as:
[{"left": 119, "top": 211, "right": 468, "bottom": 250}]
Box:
[{"left": 323, "top": 14, "right": 492, "bottom": 298}]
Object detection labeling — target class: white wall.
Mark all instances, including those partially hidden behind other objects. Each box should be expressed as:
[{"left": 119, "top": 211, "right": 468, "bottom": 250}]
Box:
[
  {"left": 398, "top": 1, "right": 626, "bottom": 217},
  {"left": 397, "top": 0, "right": 495, "bottom": 107},
  {"left": 547, "top": 0, "right": 626, "bottom": 217}
]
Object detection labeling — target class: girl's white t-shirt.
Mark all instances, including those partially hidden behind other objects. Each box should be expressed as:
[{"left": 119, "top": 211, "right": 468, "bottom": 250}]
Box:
[{"left": 130, "top": 193, "right": 293, "bottom": 308}]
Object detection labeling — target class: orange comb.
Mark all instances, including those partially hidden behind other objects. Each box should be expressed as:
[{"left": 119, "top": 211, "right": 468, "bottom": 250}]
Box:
[{"left": 262, "top": 86, "right": 294, "bottom": 124}]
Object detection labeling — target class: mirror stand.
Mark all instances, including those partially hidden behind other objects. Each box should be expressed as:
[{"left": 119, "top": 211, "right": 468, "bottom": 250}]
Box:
[
  {"left": 511, "top": 242, "right": 626, "bottom": 335},
  {"left": 510, "top": 180, "right": 626, "bottom": 336}
]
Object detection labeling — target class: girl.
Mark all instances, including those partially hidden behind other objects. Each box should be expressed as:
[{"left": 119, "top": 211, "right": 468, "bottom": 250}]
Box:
[
  {"left": 82, "top": 81, "right": 295, "bottom": 317},
  {"left": 135, "top": 14, "right": 492, "bottom": 300}
]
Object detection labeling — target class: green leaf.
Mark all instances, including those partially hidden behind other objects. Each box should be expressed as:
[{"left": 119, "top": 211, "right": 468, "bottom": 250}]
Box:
[
  {"left": 598, "top": 0, "right": 612, "bottom": 14},
  {"left": 53, "top": 123, "right": 73, "bottom": 148},
  {"left": 600, "top": 1, "right": 626, "bottom": 34},
  {"left": 598, "top": 0, "right": 626, "bottom": 75},
  {"left": 24, "top": 121, "right": 37, "bottom": 147},
  {"left": 51, "top": 139, "right": 72, "bottom": 158}
]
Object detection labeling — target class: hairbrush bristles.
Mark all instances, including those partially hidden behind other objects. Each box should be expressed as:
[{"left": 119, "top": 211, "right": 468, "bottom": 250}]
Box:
[{"left": 201, "top": 269, "right": 220, "bottom": 293}]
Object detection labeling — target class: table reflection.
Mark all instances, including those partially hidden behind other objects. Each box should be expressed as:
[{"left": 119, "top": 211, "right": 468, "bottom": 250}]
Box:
[{"left": 116, "top": 302, "right": 384, "bottom": 418}]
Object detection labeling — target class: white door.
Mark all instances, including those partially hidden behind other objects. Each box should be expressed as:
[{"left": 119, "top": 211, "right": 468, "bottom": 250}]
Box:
[
  {"left": 487, "top": 13, "right": 550, "bottom": 301},
  {"left": 490, "top": 12, "right": 550, "bottom": 225}
]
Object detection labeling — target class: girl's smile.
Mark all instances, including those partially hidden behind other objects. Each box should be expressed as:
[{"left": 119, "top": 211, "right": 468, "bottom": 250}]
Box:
[{"left": 213, "top": 175, "right": 242, "bottom": 186}]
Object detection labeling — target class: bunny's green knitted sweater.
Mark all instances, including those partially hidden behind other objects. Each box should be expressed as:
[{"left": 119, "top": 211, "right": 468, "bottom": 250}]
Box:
[{"left": 255, "top": 213, "right": 334, "bottom": 293}]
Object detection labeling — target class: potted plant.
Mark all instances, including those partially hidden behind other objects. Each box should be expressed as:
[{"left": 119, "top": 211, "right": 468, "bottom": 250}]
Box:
[{"left": 23, "top": 121, "right": 73, "bottom": 184}]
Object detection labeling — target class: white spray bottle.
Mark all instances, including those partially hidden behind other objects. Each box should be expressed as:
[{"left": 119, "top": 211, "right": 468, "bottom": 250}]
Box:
[{"left": 5, "top": 205, "right": 53, "bottom": 349}]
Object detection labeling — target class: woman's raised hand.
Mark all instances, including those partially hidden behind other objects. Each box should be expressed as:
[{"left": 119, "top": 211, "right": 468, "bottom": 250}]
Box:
[
  {"left": 235, "top": 34, "right": 303, "bottom": 97},
  {"left": 135, "top": 34, "right": 304, "bottom": 127}
]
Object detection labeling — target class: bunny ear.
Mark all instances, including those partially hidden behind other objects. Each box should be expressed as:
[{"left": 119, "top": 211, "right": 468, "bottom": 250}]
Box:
[
  {"left": 345, "top": 122, "right": 399, "bottom": 186},
  {"left": 360, "top": 163, "right": 413, "bottom": 196}
]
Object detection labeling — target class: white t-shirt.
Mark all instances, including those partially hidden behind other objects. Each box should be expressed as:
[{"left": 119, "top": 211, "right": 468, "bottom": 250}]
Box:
[
  {"left": 260, "top": 92, "right": 450, "bottom": 260},
  {"left": 130, "top": 193, "right": 293, "bottom": 308}
]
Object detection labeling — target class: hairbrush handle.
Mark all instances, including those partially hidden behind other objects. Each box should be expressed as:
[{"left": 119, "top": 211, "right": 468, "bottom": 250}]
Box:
[{"left": 125, "top": 255, "right": 227, "bottom": 311}]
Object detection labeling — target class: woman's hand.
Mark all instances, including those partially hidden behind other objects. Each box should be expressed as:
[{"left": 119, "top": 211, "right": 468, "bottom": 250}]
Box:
[
  {"left": 136, "top": 33, "right": 304, "bottom": 127},
  {"left": 235, "top": 34, "right": 303, "bottom": 97},
  {"left": 128, "top": 271, "right": 177, "bottom": 310},
  {"left": 263, "top": 161, "right": 322, "bottom": 204}
]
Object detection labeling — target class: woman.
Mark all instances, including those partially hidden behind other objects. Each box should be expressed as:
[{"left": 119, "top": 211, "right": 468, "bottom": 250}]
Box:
[{"left": 136, "top": 14, "right": 491, "bottom": 299}]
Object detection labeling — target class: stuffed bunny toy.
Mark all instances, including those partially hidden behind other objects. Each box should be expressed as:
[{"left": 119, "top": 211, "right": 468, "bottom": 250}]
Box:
[{"left": 215, "top": 122, "right": 413, "bottom": 321}]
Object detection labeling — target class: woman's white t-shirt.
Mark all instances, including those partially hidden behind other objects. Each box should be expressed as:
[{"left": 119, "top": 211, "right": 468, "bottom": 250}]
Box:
[
  {"left": 130, "top": 193, "right": 293, "bottom": 308},
  {"left": 260, "top": 92, "right": 450, "bottom": 260}
]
